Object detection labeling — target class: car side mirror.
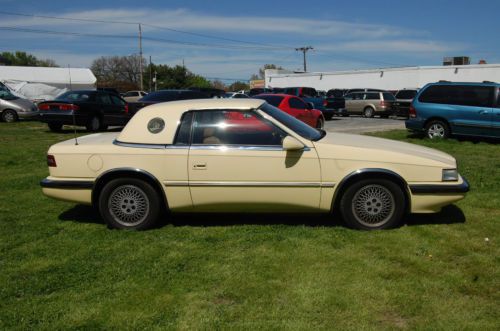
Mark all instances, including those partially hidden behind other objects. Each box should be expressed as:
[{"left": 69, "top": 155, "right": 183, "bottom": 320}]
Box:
[
  {"left": 282, "top": 136, "right": 305, "bottom": 151},
  {"left": 306, "top": 102, "right": 314, "bottom": 110}
]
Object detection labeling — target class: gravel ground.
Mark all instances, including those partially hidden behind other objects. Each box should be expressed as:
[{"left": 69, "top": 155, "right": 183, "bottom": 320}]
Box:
[{"left": 323, "top": 115, "right": 407, "bottom": 134}]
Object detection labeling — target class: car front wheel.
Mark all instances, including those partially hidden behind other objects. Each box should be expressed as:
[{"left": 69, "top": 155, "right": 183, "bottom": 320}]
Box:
[
  {"left": 340, "top": 178, "right": 405, "bottom": 230},
  {"left": 98, "top": 178, "right": 160, "bottom": 230},
  {"left": 2, "top": 109, "right": 18, "bottom": 123}
]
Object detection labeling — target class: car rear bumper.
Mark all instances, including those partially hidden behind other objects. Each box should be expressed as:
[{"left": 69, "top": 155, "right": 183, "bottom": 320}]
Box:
[
  {"left": 405, "top": 118, "right": 425, "bottom": 131},
  {"left": 39, "top": 112, "right": 87, "bottom": 125},
  {"left": 40, "top": 177, "right": 94, "bottom": 205}
]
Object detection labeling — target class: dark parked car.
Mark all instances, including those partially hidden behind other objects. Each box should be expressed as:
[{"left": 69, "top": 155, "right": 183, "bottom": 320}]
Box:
[
  {"left": 38, "top": 90, "right": 129, "bottom": 132},
  {"left": 406, "top": 81, "right": 500, "bottom": 139},
  {"left": 393, "top": 89, "right": 419, "bottom": 117},
  {"left": 127, "top": 89, "right": 209, "bottom": 114},
  {"left": 248, "top": 88, "right": 273, "bottom": 96}
]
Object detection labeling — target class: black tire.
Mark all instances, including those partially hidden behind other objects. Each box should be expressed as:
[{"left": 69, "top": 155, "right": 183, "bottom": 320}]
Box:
[
  {"left": 324, "top": 114, "right": 333, "bottom": 121},
  {"left": 86, "top": 115, "right": 102, "bottom": 132},
  {"left": 425, "top": 120, "right": 450, "bottom": 139},
  {"left": 363, "top": 107, "right": 375, "bottom": 118},
  {"left": 2, "top": 109, "right": 18, "bottom": 123},
  {"left": 48, "top": 122, "right": 63, "bottom": 132},
  {"left": 339, "top": 178, "right": 405, "bottom": 230},
  {"left": 98, "top": 178, "right": 161, "bottom": 230},
  {"left": 316, "top": 118, "right": 324, "bottom": 129}
]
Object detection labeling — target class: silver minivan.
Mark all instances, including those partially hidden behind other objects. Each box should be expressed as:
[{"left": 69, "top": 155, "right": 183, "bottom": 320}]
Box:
[{"left": 343, "top": 91, "right": 396, "bottom": 117}]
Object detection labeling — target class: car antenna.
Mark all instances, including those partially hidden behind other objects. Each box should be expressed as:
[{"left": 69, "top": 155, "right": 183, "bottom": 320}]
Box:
[{"left": 68, "top": 64, "right": 78, "bottom": 145}]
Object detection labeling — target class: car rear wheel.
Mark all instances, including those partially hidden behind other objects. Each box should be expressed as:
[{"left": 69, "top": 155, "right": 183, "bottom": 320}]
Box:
[
  {"left": 363, "top": 107, "right": 375, "bottom": 118},
  {"left": 425, "top": 120, "right": 450, "bottom": 139},
  {"left": 316, "top": 118, "right": 324, "bottom": 129},
  {"left": 86, "top": 115, "right": 102, "bottom": 132},
  {"left": 2, "top": 109, "right": 18, "bottom": 123},
  {"left": 340, "top": 178, "right": 405, "bottom": 230},
  {"left": 324, "top": 114, "right": 333, "bottom": 121},
  {"left": 98, "top": 178, "right": 160, "bottom": 230},
  {"left": 48, "top": 122, "right": 63, "bottom": 132}
]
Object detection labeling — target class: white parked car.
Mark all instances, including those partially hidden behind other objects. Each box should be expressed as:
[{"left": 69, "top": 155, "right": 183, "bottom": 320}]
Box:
[
  {"left": 123, "top": 90, "right": 148, "bottom": 102},
  {"left": 41, "top": 99, "right": 469, "bottom": 230}
]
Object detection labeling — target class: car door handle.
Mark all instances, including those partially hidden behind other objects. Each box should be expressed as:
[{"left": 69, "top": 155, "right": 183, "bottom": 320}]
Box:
[
  {"left": 192, "top": 163, "right": 206, "bottom": 170},
  {"left": 478, "top": 110, "right": 490, "bottom": 115}
]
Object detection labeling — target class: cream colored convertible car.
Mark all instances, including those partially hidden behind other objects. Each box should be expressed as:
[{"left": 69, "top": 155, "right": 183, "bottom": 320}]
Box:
[{"left": 41, "top": 99, "right": 469, "bottom": 230}]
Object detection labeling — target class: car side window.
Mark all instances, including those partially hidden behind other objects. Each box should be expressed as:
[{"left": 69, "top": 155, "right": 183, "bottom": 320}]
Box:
[
  {"left": 110, "top": 95, "right": 125, "bottom": 106},
  {"left": 174, "top": 112, "right": 194, "bottom": 145},
  {"left": 496, "top": 88, "right": 500, "bottom": 108},
  {"left": 191, "top": 110, "right": 286, "bottom": 146},
  {"left": 289, "top": 98, "right": 307, "bottom": 109},
  {"left": 97, "top": 93, "right": 112, "bottom": 105}
]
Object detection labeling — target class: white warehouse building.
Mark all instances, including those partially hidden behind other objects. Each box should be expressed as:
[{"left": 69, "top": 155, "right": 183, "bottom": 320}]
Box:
[{"left": 265, "top": 64, "right": 500, "bottom": 91}]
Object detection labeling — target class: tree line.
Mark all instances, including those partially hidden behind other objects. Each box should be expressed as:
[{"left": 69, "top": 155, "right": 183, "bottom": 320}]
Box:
[{"left": 1, "top": 51, "right": 283, "bottom": 92}]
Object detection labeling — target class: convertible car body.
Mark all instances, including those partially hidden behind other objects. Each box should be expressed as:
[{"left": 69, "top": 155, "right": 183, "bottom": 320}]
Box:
[{"left": 41, "top": 99, "right": 469, "bottom": 230}]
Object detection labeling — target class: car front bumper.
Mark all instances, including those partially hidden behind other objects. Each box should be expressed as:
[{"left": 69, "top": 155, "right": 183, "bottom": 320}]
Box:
[
  {"left": 17, "top": 110, "right": 40, "bottom": 119},
  {"left": 408, "top": 175, "right": 469, "bottom": 213}
]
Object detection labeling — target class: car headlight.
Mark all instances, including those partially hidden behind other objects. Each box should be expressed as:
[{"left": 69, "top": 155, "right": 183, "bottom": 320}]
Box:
[{"left": 442, "top": 169, "right": 458, "bottom": 181}]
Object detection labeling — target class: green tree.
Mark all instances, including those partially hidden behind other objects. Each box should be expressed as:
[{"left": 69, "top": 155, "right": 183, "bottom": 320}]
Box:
[
  {"left": 0, "top": 51, "right": 58, "bottom": 67},
  {"left": 143, "top": 63, "right": 211, "bottom": 91}
]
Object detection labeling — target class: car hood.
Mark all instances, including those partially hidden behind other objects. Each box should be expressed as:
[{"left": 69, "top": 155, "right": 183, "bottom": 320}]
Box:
[{"left": 313, "top": 132, "right": 456, "bottom": 168}]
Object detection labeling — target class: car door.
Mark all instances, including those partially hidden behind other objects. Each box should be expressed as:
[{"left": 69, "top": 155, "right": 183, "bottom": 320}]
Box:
[
  {"left": 187, "top": 109, "right": 322, "bottom": 212},
  {"left": 288, "top": 97, "right": 314, "bottom": 126},
  {"left": 447, "top": 85, "right": 494, "bottom": 137},
  {"left": 95, "top": 92, "right": 115, "bottom": 124}
]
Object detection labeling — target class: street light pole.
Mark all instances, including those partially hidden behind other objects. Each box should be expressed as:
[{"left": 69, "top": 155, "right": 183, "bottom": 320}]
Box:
[{"left": 295, "top": 46, "right": 313, "bottom": 72}]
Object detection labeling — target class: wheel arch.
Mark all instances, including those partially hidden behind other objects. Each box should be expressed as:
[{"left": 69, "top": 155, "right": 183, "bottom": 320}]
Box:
[
  {"left": 332, "top": 168, "right": 411, "bottom": 214},
  {"left": 423, "top": 116, "right": 451, "bottom": 130},
  {"left": 92, "top": 168, "right": 168, "bottom": 210}
]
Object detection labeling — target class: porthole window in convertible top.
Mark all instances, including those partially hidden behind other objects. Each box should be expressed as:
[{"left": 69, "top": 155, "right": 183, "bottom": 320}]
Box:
[{"left": 147, "top": 117, "right": 165, "bottom": 134}]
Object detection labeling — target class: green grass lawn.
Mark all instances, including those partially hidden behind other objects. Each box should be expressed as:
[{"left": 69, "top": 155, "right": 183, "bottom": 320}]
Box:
[{"left": 1, "top": 121, "right": 499, "bottom": 330}]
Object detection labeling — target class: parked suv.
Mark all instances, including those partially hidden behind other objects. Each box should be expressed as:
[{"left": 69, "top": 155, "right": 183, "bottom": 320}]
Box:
[
  {"left": 343, "top": 91, "right": 395, "bottom": 117},
  {"left": 405, "top": 82, "right": 500, "bottom": 139}
]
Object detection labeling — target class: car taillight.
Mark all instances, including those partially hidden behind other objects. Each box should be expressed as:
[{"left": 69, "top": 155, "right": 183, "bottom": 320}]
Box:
[
  {"left": 59, "top": 104, "right": 79, "bottom": 111},
  {"left": 124, "top": 103, "right": 129, "bottom": 114},
  {"left": 380, "top": 101, "right": 388, "bottom": 108},
  {"left": 323, "top": 99, "right": 328, "bottom": 107},
  {"left": 409, "top": 105, "right": 417, "bottom": 118},
  {"left": 38, "top": 104, "right": 50, "bottom": 111},
  {"left": 47, "top": 155, "right": 57, "bottom": 167}
]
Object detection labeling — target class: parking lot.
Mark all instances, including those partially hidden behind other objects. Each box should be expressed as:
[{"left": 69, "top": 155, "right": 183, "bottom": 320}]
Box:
[{"left": 324, "top": 115, "right": 406, "bottom": 134}]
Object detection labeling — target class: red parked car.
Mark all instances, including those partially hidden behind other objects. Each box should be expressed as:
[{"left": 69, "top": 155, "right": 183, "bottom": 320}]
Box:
[{"left": 253, "top": 94, "right": 324, "bottom": 129}]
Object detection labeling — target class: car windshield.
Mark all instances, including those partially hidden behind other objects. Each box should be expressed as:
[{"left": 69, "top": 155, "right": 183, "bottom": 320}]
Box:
[
  {"left": 139, "top": 91, "right": 178, "bottom": 102},
  {"left": 56, "top": 91, "right": 93, "bottom": 101},
  {"left": 0, "top": 90, "right": 19, "bottom": 101},
  {"left": 259, "top": 103, "right": 324, "bottom": 141}
]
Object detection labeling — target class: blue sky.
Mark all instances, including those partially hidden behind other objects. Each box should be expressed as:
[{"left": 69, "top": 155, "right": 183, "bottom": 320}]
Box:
[{"left": 0, "top": 0, "right": 498, "bottom": 82}]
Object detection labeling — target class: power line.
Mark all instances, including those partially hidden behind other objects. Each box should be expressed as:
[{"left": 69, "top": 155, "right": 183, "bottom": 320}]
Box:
[
  {"left": 0, "top": 10, "right": 293, "bottom": 50},
  {"left": 0, "top": 26, "right": 292, "bottom": 52}
]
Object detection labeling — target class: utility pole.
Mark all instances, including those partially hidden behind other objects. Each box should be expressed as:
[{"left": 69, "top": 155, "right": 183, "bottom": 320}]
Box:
[
  {"left": 149, "top": 55, "right": 152, "bottom": 92},
  {"left": 295, "top": 46, "right": 313, "bottom": 72},
  {"left": 138, "top": 23, "right": 143, "bottom": 91}
]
